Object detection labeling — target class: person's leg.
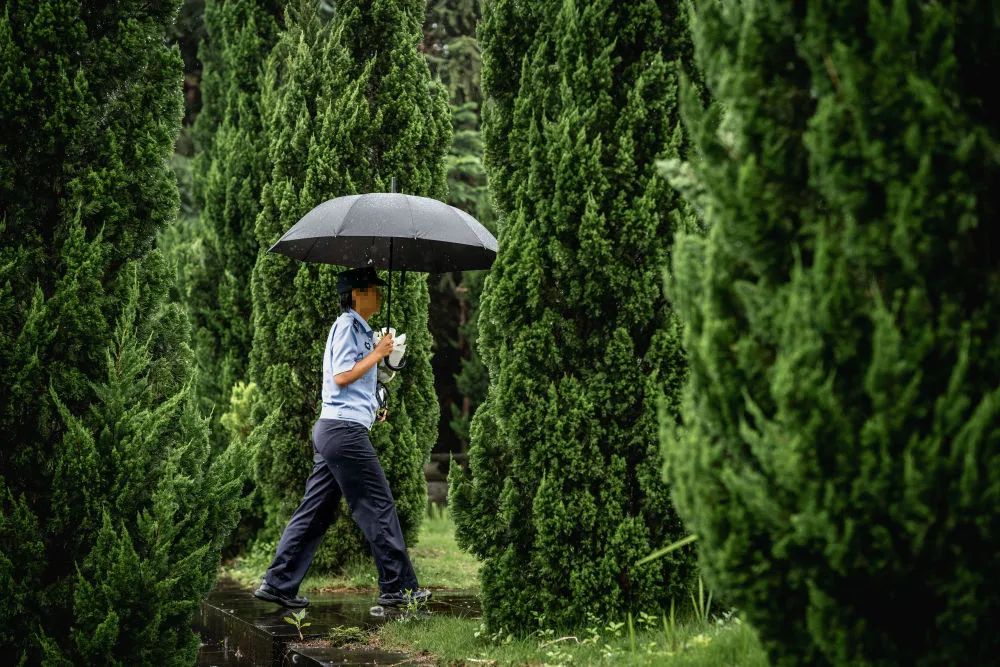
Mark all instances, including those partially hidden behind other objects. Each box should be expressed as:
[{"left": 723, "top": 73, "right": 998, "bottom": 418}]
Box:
[
  {"left": 263, "top": 422, "right": 343, "bottom": 596},
  {"left": 316, "top": 420, "right": 419, "bottom": 595}
]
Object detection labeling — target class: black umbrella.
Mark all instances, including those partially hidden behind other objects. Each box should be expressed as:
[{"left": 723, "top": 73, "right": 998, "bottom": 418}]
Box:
[
  {"left": 267, "top": 177, "right": 497, "bottom": 372},
  {"left": 269, "top": 181, "right": 496, "bottom": 272}
]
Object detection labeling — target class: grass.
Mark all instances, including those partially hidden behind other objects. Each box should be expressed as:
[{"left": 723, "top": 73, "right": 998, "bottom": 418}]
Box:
[
  {"left": 370, "top": 610, "right": 768, "bottom": 666},
  {"left": 221, "top": 502, "right": 481, "bottom": 592}
]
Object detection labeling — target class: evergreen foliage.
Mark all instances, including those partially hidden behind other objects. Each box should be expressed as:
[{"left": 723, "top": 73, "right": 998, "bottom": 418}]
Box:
[
  {"left": 168, "top": 0, "right": 208, "bottom": 131},
  {"left": 187, "top": 0, "right": 281, "bottom": 456},
  {"left": 423, "top": 0, "right": 481, "bottom": 106},
  {"left": 0, "top": 2, "right": 249, "bottom": 663},
  {"left": 662, "top": 2, "right": 1000, "bottom": 665},
  {"left": 248, "top": 0, "right": 450, "bottom": 569},
  {"left": 448, "top": 0, "right": 697, "bottom": 635},
  {"left": 158, "top": 0, "right": 281, "bottom": 558},
  {"left": 442, "top": 98, "right": 493, "bottom": 448},
  {"left": 423, "top": 1, "right": 490, "bottom": 224},
  {"left": 446, "top": 262, "right": 490, "bottom": 446},
  {"left": 423, "top": 0, "right": 494, "bottom": 451}
]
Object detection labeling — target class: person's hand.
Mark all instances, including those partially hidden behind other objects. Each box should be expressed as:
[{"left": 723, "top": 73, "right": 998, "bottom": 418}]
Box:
[
  {"left": 374, "top": 332, "right": 394, "bottom": 360},
  {"left": 377, "top": 408, "right": 389, "bottom": 422}
]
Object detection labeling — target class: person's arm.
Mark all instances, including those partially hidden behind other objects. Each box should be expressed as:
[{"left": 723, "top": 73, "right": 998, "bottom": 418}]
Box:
[
  {"left": 333, "top": 330, "right": 393, "bottom": 387},
  {"left": 330, "top": 317, "right": 363, "bottom": 387},
  {"left": 334, "top": 349, "right": 381, "bottom": 387}
]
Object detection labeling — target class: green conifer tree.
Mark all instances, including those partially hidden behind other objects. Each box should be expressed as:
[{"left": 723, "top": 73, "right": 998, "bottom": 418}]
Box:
[
  {"left": 189, "top": 0, "right": 280, "bottom": 455},
  {"left": 248, "top": 0, "right": 450, "bottom": 570},
  {"left": 157, "top": 1, "right": 281, "bottom": 558},
  {"left": 448, "top": 0, "right": 697, "bottom": 635},
  {"left": 0, "top": 2, "right": 249, "bottom": 663},
  {"left": 422, "top": 0, "right": 494, "bottom": 452},
  {"left": 423, "top": 0, "right": 481, "bottom": 106},
  {"left": 662, "top": 2, "right": 1000, "bottom": 665}
]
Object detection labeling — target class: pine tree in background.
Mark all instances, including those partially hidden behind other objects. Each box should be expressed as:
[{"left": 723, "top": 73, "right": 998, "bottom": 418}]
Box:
[
  {"left": 168, "top": 0, "right": 208, "bottom": 135},
  {"left": 189, "top": 0, "right": 281, "bottom": 456},
  {"left": 158, "top": 0, "right": 282, "bottom": 559},
  {"left": 0, "top": 2, "right": 249, "bottom": 664},
  {"left": 248, "top": 0, "right": 450, "bottom": 570},
  {"left": 662, "top": 2, "right": 999, "bottom": 665},
  {"left": 160, "top": 0, "right": 209, "bottom": 361},
  {"left": 448, "top": 0, "right": 697, "bottom": 635},
  {"left": 447, "top": 260, "right": 490, "bottom": 446},
  {"left": 422, "top": 0, "right": 495, "bottom": 454},
  {"left": 423, "top": 0, "right": 490, "bottom": 227},
  {"left": 423, "top": 0, "right": 481, "bottom": 105},
  {"left": 191, "top": 0, "right": 227, "bottom": 187}
]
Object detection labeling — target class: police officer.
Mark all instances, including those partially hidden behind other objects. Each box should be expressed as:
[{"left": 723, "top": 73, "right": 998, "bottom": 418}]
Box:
[{"left": 254, "top": 266, "right": 431, "bottom": 609}]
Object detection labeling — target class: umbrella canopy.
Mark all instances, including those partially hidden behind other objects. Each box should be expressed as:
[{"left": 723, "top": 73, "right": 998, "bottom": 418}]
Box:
[
  {"left": 267, "top": 192, "right": 497, "bottom": 272},
  {"left": 265, "top": 184, "right": 497, "bottom": 380}
]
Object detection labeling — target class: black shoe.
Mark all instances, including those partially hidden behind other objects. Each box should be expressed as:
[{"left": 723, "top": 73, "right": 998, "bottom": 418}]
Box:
[
  {"left": 253, "top": 580, "right": 309, "bottom": 608},
  {"left": 377, "top": 587, "right": 432, "bottom": 607}
]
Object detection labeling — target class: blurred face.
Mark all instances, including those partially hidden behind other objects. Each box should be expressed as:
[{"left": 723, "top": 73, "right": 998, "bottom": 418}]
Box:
[{"left": 353, "top": 284, "right": 383, "bottom": 315}]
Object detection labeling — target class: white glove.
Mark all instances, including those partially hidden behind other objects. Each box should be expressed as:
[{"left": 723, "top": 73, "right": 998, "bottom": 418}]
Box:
[{"left": 374, "top": 327, "right": 407, "bottom": 369}]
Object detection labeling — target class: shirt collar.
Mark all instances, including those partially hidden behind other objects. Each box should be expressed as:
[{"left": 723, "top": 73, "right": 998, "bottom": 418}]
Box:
[{"left": 348, "top": 307, "right": 373, "bottom": 334}]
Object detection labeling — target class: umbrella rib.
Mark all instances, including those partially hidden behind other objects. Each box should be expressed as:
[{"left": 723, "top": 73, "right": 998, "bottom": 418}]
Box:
[
  {"left": 456, "top": 206, "right": 492, "bottom": 249},
  {"left": 342, "top": 194, "right": 363, "bottom": 237},
  {"left": 302, "top": 234, "right": 322, "bottom": 263},
  {"left": 405, "top": 193, "right": 416, "bottom": 241},
  {"left": 341, "top": 194, "right": 370, "bottom": 265}
]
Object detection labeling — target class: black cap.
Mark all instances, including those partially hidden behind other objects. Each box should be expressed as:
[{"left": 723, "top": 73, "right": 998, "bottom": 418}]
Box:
[{"left": 337, "top": 266, "right": 389, "bottom": 294}]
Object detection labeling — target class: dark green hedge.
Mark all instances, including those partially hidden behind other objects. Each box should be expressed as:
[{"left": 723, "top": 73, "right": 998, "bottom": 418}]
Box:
[
  {"left": 662, "top": 2, "right": 1000, "bottom": 665},
  {"left": 0, "top": 2, "right": 249, "bottom": 663},
  {"left": 449, "top": 0, "right": 698, "bottom": 636}
]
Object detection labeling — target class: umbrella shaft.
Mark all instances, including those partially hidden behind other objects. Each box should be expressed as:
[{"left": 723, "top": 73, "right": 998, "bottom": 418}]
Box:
[
  {"left": 388, "top": 176, "right": 395, "bottom": 332},
  {"left": 387, "top": 237, "right": 392, "bottom": 331}
]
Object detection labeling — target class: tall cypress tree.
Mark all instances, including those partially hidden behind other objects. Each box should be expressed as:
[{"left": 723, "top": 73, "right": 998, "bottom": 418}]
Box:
[
  {"left": 191, "top": 0, "right": 229, "bottom": 193},
  {"left": 183, "top": 0, "right": 281, "bottom": 455},
  {"left": 663, "top": 1, "right": 1000, "bottom": 665},
  {"left": 0, "top": 2, "right": 248, "bottom": 664},
  {"left": 248, "top": 0, "right": 450, "bottom": 570},
  {"left": 422, "top": 0, "right": 494, "bottom": 453},
  {"left": 423, "top": 0, "right": 481, "bottom": 106},
  {"left": 448, "top": 0, "right": 696, "bottom": 635}
]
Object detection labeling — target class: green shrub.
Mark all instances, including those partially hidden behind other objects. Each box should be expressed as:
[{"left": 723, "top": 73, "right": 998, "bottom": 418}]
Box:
[
  {"left": 0, "top": 2, "right": 249, "bottom": 663},
  {"left": 662, "top": 1, "right": 1000, "bottom": 665},
  {"left": 449, "top": 0, "right": 698, "bottom": 636},
  {"left": 186, "top": 0, "right": 280, "bottom": 457}
]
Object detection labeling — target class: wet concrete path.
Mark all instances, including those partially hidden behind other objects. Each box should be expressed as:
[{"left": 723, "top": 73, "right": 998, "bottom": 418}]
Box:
[{"left": 194, "top": 576, "right": 481, "bottom": 666}]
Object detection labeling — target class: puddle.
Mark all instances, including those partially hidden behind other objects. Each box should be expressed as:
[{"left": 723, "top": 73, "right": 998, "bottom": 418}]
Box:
[
  {"left": 286, "top": 644, "right": 416, "bottom": 665},
  {"left": 195, "top": 576, "right": 480, "bottom": 666},
  {"left": 196, "top": 632, "right": 253, "bottom": 666}
]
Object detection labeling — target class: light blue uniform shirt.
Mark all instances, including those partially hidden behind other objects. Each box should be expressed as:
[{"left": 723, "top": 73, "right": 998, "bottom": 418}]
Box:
[{"left": 320, "top": 307, "right": 378, "bottom": 429}]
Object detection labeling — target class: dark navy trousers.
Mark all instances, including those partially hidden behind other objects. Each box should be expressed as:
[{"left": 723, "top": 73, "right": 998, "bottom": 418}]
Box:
[{"left": 263, "top": 418, "right": 419, "bottom": 597}]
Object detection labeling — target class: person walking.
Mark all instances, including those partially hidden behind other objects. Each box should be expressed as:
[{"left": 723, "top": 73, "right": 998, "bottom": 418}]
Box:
[{"left": 253, "top": 266, "right": 431, "bottom": 609}]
